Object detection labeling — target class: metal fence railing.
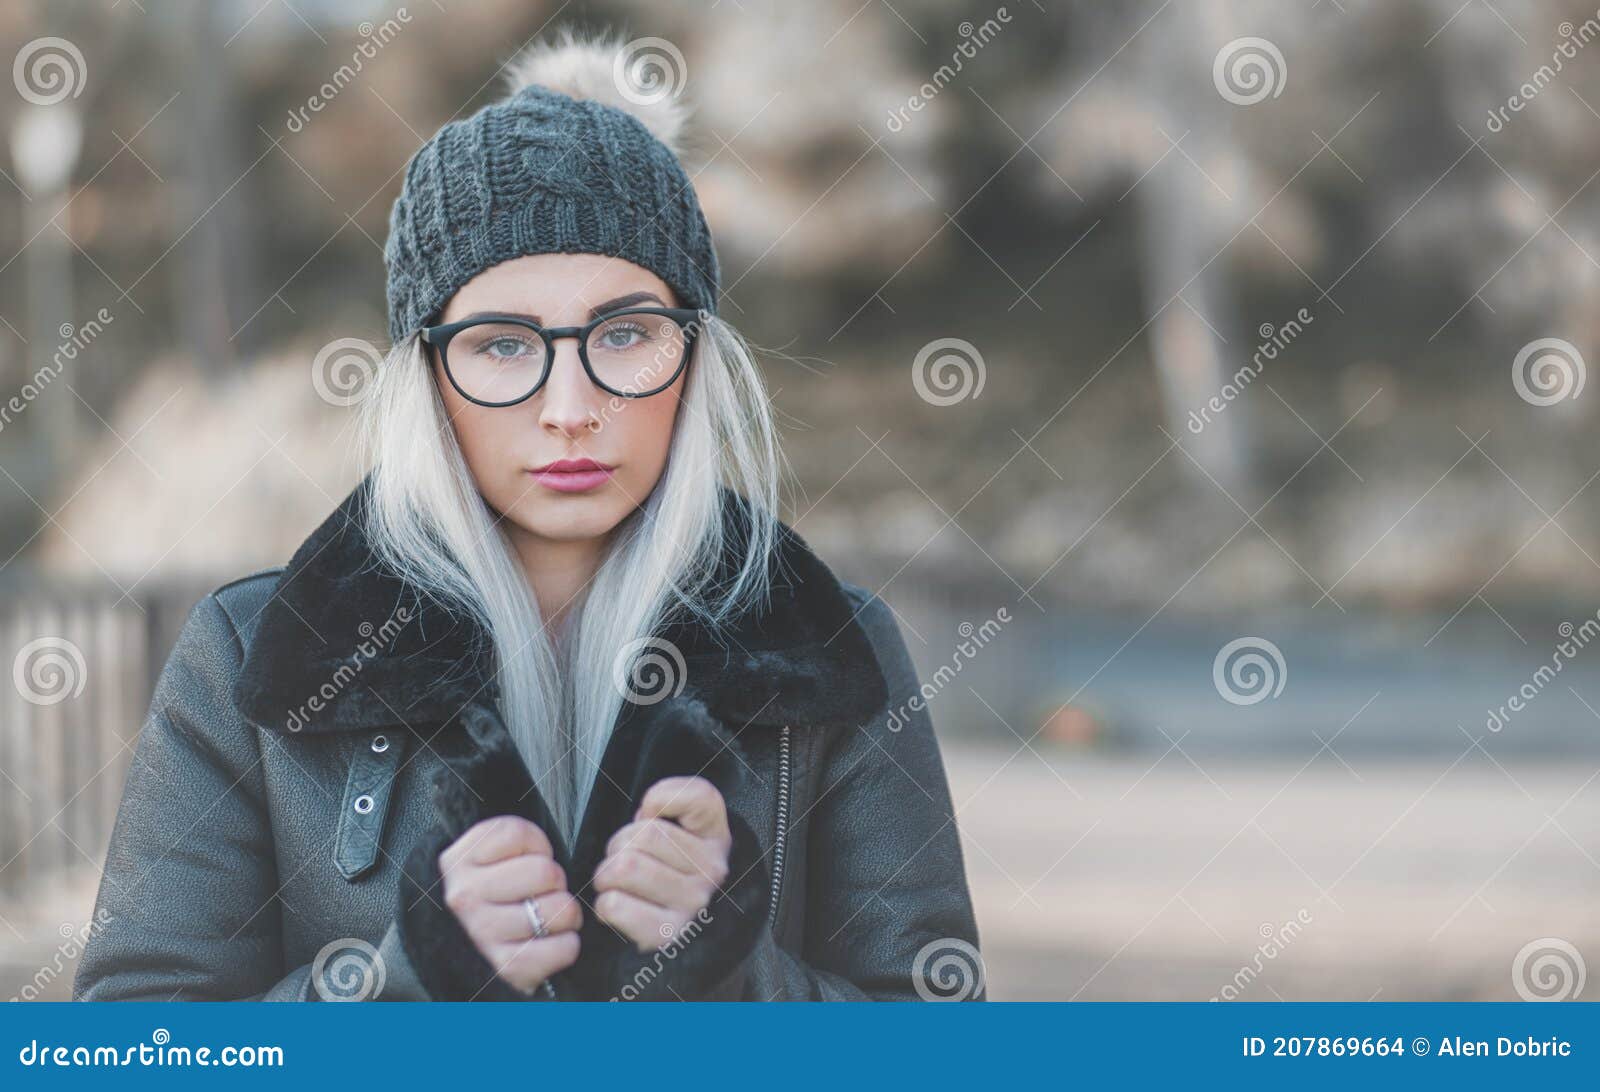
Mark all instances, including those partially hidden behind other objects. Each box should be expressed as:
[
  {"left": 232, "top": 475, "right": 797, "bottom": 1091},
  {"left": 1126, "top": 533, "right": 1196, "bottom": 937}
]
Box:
[{"left": 0, "top": 578, "right": 213, "bottom": 902}]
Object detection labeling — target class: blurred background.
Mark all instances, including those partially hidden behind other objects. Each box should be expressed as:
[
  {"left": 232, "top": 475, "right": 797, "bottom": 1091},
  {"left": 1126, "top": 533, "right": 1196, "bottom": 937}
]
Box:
[{"left": 1, "top": 0, "right": 1598, "bottom": 1001}]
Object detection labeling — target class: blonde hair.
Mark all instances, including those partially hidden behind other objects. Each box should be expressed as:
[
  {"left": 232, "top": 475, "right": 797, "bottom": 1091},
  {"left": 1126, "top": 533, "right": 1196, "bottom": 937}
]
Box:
[{"left": 354, "top": 316, "right": 781, "bottom": 843}]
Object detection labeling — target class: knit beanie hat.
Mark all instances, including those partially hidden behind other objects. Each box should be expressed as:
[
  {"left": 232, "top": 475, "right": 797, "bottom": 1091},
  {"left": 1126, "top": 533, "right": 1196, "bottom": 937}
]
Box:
[{"left": 382, "top": 29, "right": 721, "bottom": 345}]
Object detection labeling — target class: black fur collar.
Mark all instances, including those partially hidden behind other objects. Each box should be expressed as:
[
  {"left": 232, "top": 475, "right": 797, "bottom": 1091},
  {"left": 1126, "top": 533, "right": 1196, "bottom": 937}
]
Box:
[{"left": 230, "top": 474, "right": 888, "bottom": 741}]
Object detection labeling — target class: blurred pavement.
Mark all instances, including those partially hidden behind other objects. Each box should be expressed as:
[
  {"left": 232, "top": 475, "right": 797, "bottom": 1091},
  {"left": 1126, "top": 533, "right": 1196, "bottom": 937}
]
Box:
[{"left": 950, "top": 741, "right": 1599, "bottom": 1001}]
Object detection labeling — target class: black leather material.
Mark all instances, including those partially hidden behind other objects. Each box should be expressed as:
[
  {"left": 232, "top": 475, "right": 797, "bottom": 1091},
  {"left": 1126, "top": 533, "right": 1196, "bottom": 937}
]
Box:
[
  {"left": 333, "top": 731, "right": 409, "bottom": 881},
  {"left": 72, "top": 478, "right": 983, "bottom": 1001}
]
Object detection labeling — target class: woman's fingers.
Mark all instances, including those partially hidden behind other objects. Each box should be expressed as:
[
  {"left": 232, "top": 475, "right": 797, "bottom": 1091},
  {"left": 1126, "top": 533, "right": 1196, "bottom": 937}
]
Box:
[
  {"left": 594, "top": 888, "right": 685, "bottom": 952},
  {"left": 484, "top": 931, "right": 581, "bottom": 994},
  {"left": 466, "top": 889, "right": 584, "bottom": 944},
  {"left": 437, "top": 783, "right": 733, "bottom": 971},
  {"left": 605, "top": 818, "right": 726, "bottom": 884},
  {"left": 437, "top": 816, "right": 581, "bottom": 994},
  {"left": 440, "top": 814, "right": 553, "bottom": 873},
  {"left": 445, "top": 851, "right": 566, "bottom": 905},
  {"left": 593, "top": 779, "right": 736, "bottom": 934},
  {"left": 593, "top": 847, "right": 713, "bottom": 911},
  {"left": 636, "top": 776, "right": 731, "bottom": 843}
]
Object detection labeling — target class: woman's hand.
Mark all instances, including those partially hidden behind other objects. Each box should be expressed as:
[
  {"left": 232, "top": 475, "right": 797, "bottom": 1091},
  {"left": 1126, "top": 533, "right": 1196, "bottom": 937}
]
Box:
[
  {"left": 437, "top": 815, "right": 583, "bottom": 995},
  {"left": 594, "top": 776, "right": 734, "bottom": 951}
]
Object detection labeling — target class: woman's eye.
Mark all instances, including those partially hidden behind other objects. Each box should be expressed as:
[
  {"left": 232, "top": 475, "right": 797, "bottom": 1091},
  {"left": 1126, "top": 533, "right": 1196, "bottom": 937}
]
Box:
[
  {"left": 478, "top": 336, "right": 533, "bottom": 359},
  {"left": 597, "top": 323, "right": 648, "bottom": 350}
]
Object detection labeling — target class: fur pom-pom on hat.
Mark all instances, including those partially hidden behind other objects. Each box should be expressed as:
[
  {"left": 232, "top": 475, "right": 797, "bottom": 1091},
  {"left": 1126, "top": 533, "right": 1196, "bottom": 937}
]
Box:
[{"left": 500, "top": 26, "right": 691, "bottom": 157}]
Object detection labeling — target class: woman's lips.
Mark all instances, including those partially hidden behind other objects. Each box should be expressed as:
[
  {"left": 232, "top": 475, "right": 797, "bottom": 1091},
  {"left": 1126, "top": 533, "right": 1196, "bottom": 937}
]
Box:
[{"left": 527, "top": 459, "right": 614, "bottom": 493}]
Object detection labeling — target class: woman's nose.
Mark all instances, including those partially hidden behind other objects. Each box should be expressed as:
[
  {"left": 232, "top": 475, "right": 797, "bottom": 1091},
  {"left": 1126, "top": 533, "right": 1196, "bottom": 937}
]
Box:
[{"left": 537, "top": 340, "right": 600, "bottom": 436}]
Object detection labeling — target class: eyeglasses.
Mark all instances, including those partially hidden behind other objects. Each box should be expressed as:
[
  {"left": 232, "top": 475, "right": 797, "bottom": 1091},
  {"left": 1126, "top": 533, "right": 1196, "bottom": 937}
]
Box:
[{"left": 420, "top": 307, "right": 703, "bottom": 406}]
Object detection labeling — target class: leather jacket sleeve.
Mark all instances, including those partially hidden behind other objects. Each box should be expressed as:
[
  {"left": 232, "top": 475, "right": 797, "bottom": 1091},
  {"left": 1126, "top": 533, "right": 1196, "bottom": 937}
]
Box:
[
  {"left": 71, "top": 593, "right": 429, "bottom": 1002},
  {"left": 714, "top": 589, "right": 985, "bottom": 1001}
]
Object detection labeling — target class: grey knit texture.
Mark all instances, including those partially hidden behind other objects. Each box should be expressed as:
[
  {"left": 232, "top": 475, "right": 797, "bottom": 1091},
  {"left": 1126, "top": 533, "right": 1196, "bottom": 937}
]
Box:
[{"left": 383, "top": 84, "right": 720, "bottom": 344}]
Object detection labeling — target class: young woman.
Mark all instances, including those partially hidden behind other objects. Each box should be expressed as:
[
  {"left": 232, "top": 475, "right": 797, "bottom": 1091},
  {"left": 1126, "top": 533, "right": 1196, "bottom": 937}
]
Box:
[{"left": 73, "top": 29, "right": 981, "bottom": 1002}]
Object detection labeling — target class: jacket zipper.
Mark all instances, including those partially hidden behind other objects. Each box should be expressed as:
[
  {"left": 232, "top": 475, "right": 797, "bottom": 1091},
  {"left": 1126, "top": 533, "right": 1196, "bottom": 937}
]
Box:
[
  {"left": 541, "top": 826, "right": 564, "bottom": 1001},
  {"left": 767, "top": 725, "right": 791, "bottom": 929}
]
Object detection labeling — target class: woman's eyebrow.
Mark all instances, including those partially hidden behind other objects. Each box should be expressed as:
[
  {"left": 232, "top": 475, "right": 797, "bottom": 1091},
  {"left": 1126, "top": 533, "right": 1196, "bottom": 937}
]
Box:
[
  {"left": 456, "top": 291, "right": 667, "bottom": 326},
  {"left": 587, "top": 291, "right": 665, "bottom": 317}
]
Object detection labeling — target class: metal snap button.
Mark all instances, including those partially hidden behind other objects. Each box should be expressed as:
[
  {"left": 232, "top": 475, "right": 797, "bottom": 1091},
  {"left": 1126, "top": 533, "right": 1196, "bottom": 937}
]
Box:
[
  {"left": 353, "top": 794, "right": 375, "bottom": 815},
  {"left": 370, "top": 734, "right": 389, "bottom": 754}
]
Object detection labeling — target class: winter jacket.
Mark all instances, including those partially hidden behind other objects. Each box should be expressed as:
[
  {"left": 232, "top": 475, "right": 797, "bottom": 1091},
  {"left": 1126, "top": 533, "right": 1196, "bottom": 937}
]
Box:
[{"left": 72, "top": 477, "right": 983, "bottom": 1001}]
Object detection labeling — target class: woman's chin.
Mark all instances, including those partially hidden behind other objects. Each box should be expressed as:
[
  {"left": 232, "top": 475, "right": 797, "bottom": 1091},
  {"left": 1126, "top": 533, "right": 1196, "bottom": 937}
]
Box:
[{"left": 506, "top": 494, "right": 633, "bottom": 544}]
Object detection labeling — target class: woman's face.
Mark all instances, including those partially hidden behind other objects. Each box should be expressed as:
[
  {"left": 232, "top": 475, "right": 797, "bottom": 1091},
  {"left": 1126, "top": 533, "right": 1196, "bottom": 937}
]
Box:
[{"left": 431, "top": 252, "right": 688, "bottom": 547}]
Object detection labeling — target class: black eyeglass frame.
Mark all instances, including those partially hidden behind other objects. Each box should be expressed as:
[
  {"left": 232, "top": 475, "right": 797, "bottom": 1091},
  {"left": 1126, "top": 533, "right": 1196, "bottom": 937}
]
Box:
[{"left": 420, "top": 306, "right": 703, "bottom": 406}]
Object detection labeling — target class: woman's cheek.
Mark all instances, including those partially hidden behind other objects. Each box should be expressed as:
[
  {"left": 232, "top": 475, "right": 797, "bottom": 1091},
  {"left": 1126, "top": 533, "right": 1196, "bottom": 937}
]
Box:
[
  {"left": 465, "top": 412, "right": 533, "bottom": 511},
  {"left": 617, "top": 397, "right": 682, "bottom": 497}
]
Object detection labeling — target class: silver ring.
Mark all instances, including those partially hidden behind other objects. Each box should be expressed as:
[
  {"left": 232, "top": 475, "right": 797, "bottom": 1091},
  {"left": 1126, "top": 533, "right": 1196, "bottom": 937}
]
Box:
[{"left": 522, "top": 897, "right": 548, "bottom": 939}]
